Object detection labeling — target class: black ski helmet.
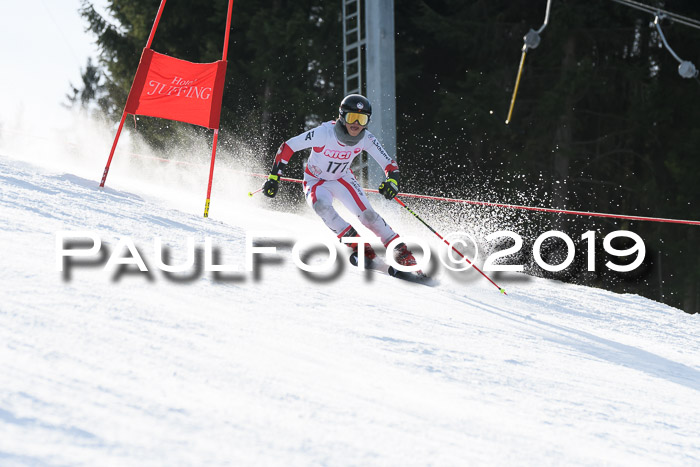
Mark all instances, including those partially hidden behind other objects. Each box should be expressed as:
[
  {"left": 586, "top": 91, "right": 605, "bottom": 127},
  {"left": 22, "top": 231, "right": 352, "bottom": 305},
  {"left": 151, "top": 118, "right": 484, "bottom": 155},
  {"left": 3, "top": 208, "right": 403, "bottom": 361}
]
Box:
[{"left": 339, "top": 94, "right": 372, "bottom": 125}]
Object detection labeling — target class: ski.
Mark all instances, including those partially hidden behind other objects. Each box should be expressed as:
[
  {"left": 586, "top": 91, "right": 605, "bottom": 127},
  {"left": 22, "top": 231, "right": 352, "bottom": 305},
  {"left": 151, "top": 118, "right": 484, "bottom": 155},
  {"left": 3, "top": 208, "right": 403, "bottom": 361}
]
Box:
[
  {"left": 349, "top": 253, "right": 436, "bottom": 286},
  {"left": 348, "top": 251, "right": 367, "bottom": 268},
  {"left": 387, "top": 266, "right": 431, "bottom": 283}
]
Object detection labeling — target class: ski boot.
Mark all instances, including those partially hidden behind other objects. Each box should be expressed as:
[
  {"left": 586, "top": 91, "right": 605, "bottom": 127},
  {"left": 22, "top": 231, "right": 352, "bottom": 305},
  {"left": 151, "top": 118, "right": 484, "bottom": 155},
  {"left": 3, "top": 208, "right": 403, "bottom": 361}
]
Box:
[
  {"left": 389, "top": 242, "right": 428, "bottom": 279},
  {"left": 393, "top": 242, "right": 417, "bottom": 267},
  {"left": 342, "top": 227, "right": 377, "bottom": 267}
]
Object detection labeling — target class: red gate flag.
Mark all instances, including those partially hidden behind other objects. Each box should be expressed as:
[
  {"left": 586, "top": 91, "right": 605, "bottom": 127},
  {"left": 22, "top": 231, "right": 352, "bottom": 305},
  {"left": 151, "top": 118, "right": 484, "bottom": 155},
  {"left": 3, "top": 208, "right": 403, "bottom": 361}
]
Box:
[
  {"left": 100, "top": 0, "right": 235, "bottom": 218},
  {"left": 124, "top": 48, "right": 228, "bottom": 130}
]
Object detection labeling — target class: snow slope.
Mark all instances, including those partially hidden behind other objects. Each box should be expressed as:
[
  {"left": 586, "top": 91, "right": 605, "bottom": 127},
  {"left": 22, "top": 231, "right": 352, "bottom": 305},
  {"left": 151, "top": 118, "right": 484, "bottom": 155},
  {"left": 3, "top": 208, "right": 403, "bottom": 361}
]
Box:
[{"left": 0, "top": 147, "right": 698, "bottom": 466}]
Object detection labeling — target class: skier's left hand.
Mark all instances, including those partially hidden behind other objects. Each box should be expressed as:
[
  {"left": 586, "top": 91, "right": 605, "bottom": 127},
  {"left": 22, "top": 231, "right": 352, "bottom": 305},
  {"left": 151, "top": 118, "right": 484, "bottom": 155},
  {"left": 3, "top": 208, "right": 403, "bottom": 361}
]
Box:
[{"left": 378, "top": 171, "right": 399, "bottom": 200}]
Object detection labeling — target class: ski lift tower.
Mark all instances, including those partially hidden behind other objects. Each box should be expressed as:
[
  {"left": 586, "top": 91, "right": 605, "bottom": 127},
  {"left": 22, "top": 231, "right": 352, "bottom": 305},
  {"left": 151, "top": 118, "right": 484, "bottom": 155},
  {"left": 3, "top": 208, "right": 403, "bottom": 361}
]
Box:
[{"left": 342, "top": 0, "right": 397, "bottom": 188}]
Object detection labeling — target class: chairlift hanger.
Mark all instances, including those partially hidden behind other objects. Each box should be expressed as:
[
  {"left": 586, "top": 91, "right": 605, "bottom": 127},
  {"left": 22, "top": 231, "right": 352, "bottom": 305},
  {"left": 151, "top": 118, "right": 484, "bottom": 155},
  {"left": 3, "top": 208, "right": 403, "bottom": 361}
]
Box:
[
  {"left": 653, "top": 14, "right": 698, "bottom": 79},
  {"left": 612, "top": 0, "right": 699, "bottom": 78},
  {"left": 505, "top": 0, "right": 552, "bottom": 124}
]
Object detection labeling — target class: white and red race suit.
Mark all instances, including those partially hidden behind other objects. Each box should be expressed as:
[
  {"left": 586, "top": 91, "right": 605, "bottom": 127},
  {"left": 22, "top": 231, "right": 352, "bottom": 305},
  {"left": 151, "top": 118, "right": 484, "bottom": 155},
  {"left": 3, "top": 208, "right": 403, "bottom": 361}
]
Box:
[{"left": 271, "top": 120, "right": 401, "bottom": 246}]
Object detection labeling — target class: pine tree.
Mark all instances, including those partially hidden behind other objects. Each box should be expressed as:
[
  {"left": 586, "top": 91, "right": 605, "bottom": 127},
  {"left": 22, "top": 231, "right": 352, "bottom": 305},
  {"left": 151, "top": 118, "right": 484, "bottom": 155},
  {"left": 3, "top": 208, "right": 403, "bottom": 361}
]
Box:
[{"left": 64, "top": 57, "right": 104, "bottom": 114}]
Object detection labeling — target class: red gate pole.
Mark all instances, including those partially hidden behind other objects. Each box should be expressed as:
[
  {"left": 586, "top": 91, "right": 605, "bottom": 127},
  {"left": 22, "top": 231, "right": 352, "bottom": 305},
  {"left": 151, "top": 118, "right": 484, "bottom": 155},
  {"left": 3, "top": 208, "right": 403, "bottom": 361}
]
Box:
[
  {"left": 204, "top": 128, "right": 220, "bottom": 217},
  {"left": 100, "top": 112, "right": 127, "bottom": 187},
  {"left": 99, "top": 0, "right": 168, "bottom": 188},
  {"left": 144, "top": 0, "right": 168, "bottom": 49},
  {"left": 202, "top": 0, "right": 235, "bottom": 217},
  {"left": 221, "top": 0, "right": 235, "bottom": 62}
]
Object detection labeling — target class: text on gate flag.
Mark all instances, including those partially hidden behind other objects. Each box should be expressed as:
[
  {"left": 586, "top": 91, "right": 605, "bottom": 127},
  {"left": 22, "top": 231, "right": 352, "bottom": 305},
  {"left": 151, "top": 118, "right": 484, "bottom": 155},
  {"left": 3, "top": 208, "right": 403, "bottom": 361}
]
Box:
[{"left": 125, "top": 48, "right": 228, "bottom": 130}]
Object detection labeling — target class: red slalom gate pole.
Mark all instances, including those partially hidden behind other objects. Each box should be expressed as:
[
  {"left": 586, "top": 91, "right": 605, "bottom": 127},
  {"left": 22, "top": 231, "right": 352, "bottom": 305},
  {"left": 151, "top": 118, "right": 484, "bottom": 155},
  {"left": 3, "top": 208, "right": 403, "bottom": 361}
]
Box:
[
  {"left": 144, "top": 0, "right": 168, "bottom": 49},
  {"left": 203, "top": 128, "right": 220, "bottom": 217},
  {"left": 394, "top": 197, "right": 507, "bottom": 295},
  {"left": 100, "top": 0, "right": 168, "bottom": 188},
  {"left": 100, "top": 112, "right": 127, "bottom": 187},
  {"left": 202, "top": 0, "right": 234, "bottom": 217}
]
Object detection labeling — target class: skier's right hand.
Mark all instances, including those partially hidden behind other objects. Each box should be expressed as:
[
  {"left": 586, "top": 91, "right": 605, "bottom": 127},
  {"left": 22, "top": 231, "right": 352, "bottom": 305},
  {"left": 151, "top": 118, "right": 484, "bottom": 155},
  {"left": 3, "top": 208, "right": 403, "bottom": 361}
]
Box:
[{"left": 263, "top": 174, "right": 279, "bottom": 198}]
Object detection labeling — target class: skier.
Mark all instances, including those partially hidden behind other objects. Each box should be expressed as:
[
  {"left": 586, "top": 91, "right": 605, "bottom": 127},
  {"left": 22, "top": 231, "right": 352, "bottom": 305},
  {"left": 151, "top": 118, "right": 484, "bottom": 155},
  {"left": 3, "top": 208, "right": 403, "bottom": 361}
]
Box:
[{"left": 261, "top": 94, "right": 417, "bottom": 268}]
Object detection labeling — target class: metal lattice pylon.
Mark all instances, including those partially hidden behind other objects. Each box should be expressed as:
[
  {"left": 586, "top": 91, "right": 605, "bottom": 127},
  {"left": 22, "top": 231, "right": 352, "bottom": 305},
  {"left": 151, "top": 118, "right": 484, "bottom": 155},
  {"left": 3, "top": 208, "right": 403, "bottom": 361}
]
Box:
[
  {"left": 342, "top": 0, "right": 369, "bottom": 184},
  {"left": 342, "top": 0, "right": 397, "bottom": 188},
  {"left": 342, "top": 0, "right": 365, "bottom": 95}
]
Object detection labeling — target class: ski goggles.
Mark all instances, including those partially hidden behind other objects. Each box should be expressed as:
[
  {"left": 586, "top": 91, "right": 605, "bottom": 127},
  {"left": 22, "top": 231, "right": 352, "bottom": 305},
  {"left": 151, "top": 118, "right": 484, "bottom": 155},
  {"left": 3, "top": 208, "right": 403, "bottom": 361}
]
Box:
[{"left": 344, "top": 112, "right": 370, "bottom": 126}]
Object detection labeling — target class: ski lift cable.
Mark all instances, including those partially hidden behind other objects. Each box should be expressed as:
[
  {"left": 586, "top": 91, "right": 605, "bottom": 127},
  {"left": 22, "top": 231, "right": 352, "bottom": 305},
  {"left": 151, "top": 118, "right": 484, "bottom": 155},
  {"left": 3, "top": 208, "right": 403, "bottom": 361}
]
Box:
[
  {"left": 609, "top": 0, "right": 700, "bottom": 30},
  {"left": 39, "top": 0, "right": 82, "bottom": 69}
]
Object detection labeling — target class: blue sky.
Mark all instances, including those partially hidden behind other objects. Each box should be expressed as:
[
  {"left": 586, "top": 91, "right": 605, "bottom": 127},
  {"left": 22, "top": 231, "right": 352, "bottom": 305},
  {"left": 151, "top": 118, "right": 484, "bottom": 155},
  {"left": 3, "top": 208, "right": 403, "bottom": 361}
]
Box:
[{"left": 0, "top": 0, "right": 108, "bottom": 130}]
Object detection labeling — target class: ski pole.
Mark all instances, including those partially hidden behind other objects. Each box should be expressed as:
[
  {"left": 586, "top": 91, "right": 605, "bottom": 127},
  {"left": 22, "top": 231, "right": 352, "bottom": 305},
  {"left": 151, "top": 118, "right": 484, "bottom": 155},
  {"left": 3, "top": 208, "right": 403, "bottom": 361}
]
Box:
[
  {"left": 394, "top": 197, "right": 507, "bottom": 295},
  {"left": 248, "top": 187, "right": 263, "bottom": 197}
]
